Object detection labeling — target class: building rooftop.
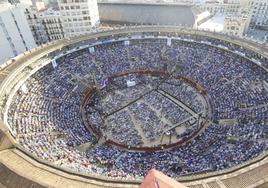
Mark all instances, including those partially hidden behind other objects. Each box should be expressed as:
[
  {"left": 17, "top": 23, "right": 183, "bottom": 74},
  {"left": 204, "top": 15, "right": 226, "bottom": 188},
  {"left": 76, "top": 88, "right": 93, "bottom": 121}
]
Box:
[
  {"left": 198, "top": 14, "right": 225, "bottom": 32},
  {"left": 99, "top": 3, "right": 206, "bottom": 26}
]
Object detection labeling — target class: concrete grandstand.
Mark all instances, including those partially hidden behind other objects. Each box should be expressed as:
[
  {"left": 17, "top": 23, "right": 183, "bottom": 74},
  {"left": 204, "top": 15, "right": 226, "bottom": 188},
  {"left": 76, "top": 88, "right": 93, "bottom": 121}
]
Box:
[{"left": 0, "top": 26, "right": 268, "bottom": 188}]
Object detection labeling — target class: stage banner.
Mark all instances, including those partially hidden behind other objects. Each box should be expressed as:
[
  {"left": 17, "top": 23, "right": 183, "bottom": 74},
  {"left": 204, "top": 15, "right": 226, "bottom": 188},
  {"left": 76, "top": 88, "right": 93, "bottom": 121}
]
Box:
[
  {"left": 124, "top": 40, "right": 130, "bottom": 46},
  {"left": 167, "top": 38, "right": 171, "bottom": 46},
  {"left": 52, "top": 59, "right": 57, "bottom": 68},
  {"left": 89, "top": 47, "right": 95, "bottom": 53}
]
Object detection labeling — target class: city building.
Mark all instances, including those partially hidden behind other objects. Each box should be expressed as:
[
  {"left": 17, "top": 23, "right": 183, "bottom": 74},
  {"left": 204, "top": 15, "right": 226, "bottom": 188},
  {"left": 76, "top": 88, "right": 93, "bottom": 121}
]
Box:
[
  {"left": 239, "top": 0, "right": 256, "bottom": 13},
  {"left": 39, "top": 8, "right": 65, "bottom": 41},
  {"left": 57, "top": 0, "right": 100, "bottom": 37},
  {"left": 24, "top": 6, "right": 48, "bottom": 44},
  {"left": 201, "top": 1, "right": 225, "bottom": 15},
  {"left": 223, "top": 0, "right": 241, "bottom": 15},
  {"left": 198, "top": 0, "right": 255, "bottom": 36},
  {"left": 25, "top": 6, "right": 64, "bottom": 44},
  {"left": 200, "top": 0, "right": 255, "bottom": 15},
  {"left": 250, "top": 0, "right": 268, "bottom": 30},
  {"left": 0, "top": 3, "right": 36, "bottom": 64},
  {"left": 223, "top": 12, "right": 250, "bottom": 36}
]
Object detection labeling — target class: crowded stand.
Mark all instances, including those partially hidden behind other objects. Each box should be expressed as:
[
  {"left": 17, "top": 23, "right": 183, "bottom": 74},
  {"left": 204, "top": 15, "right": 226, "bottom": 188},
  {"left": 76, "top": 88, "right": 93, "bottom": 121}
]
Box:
[
  {"left": 6, "top": 33, "right": 268, "bottom": 180},
  {"left": 106, "top": 110, "right": 144, "bottom": 146},
  {"left": 160, "top": 81, "right": 204, "bottom": 113}
]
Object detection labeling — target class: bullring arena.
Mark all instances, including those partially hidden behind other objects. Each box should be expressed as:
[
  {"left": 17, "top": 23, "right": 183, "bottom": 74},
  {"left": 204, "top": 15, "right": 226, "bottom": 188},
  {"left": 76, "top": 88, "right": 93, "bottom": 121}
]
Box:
[{"left": 0, "top": 25, "right": 268, "bottom": 188}]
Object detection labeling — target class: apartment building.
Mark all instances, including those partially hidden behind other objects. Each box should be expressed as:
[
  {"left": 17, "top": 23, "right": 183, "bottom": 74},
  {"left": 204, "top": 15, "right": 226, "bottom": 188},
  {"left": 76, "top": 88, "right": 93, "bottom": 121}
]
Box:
[
  {"left": 223, "top": 13, "right": 251, "bottom": 36},
  {"left": 39, "top": 8, "right": 65, "bottom": 41},
  {"left": 201, "top": 0, "right": 255, "bottom": 15},
  {"left": 250, "top": 0, "right": 268, "bottom": 29},
  {"left": 0, "top": 3, "right": 36, "bottom": 64},
  {"left": 57, "top": 0, "right": 100, "bottom": 37},
  {"left": 24, "top": 6, "right": 48, "bottom": 44}
]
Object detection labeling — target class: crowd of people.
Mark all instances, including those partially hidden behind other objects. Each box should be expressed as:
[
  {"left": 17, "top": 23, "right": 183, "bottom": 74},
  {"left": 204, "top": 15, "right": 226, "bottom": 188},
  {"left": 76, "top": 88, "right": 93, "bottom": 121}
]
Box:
[
  {"left": 106, "top": 110, "right": 144, "bottom": 146},
  {"left": 84, "top": 74, "right": 202, "bottom": 145},
  {"left": 160, "top": 80, "right": 204, "bottom": 113},
  {"left": 6, "top": 33, "right": 268, "bottom": 180}
]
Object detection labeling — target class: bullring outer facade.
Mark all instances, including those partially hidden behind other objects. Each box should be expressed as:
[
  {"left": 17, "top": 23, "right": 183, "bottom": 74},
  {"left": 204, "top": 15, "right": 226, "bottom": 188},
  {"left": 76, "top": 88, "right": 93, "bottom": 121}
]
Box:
[{"left": 0, "top": 26, "right": 268, "bottom": 188}]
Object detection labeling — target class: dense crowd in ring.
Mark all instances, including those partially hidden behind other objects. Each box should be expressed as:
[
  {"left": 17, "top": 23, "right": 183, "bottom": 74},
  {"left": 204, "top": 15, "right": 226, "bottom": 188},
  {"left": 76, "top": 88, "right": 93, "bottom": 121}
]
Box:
[
  {"left": 6, "top": 34, "right": 268, "bottom": 179},
  {"left": 84, "top": 74, "right": 204, "bottom": 146}
]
